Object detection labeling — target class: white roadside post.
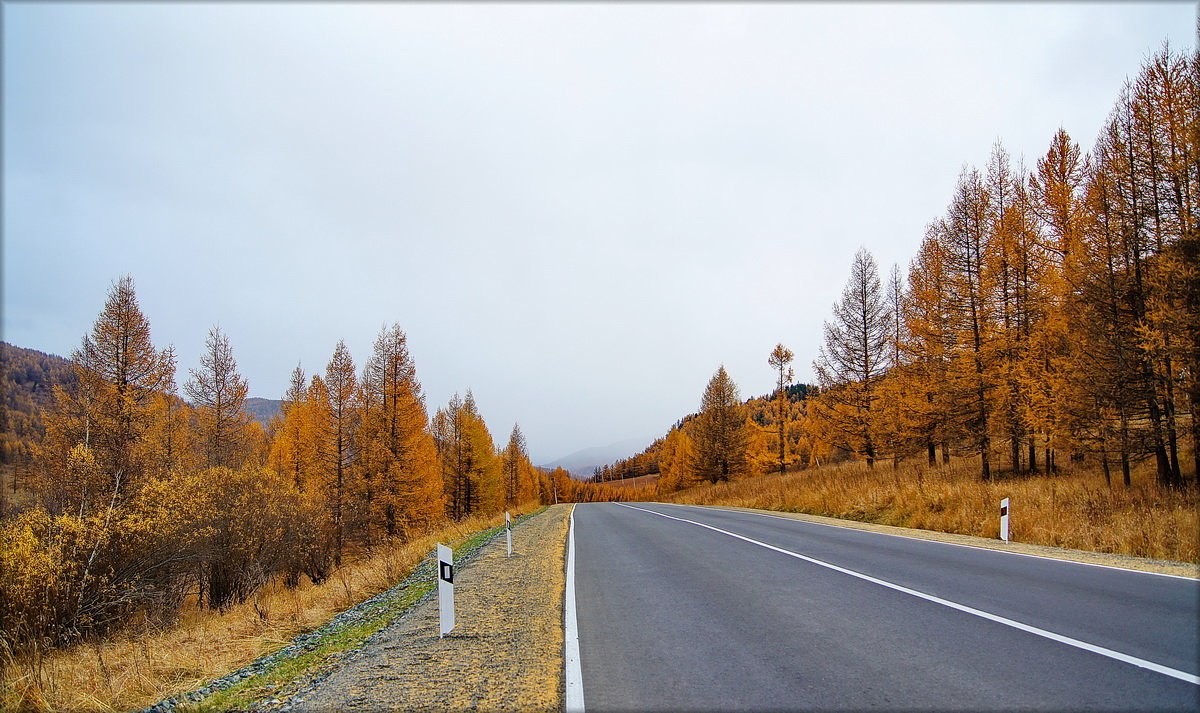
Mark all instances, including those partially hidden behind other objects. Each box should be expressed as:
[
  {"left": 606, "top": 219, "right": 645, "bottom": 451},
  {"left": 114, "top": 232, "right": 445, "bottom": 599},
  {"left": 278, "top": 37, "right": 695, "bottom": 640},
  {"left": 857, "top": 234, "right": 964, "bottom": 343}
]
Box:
[
  {"left": 505, "top": 511, "right": 513, "bottom": 557},
  {"left": 999, "top": 497, "right": 1010, "bottom": 543},
  {"left": 437, "top": 543, "right": 454, "bottom": 637}
]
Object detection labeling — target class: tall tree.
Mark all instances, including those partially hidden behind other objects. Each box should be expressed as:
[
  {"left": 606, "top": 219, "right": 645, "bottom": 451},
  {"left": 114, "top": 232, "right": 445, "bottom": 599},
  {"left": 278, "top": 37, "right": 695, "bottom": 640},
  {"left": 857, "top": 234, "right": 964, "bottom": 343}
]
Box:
[
  {"left": 185, "top": 327, "right": 250, "bottom": 469},
  {"left": 873, "top": 264, "right": 910, "bottom": 465},
  {"left": 1073, "top": 149, "right": 1147, "bottom": 486},
  {"left": 297, "top": 373, "right": 338, "bottom": 579},
  {"left": 691, "top": 366, "right": 752, "bottom": 483},
  {"left": 656, "top": 426, "right": 697, "bottom": 493},
  {"left": 39, "top": 275, "right": 173, "bottom": 509},
  {"left": 270, "top": 365, "right": 308, "bottom": 490},
  {"left": 1078, "top": 76, "right": 1180, "bottom": 487},
  {"left": 767, "top": 344, "right": 794, "bottom": 476},
  {"left": 943, "top": 168, "right": 998, "bottom": 479},
  {"left": 1025, "top": 128, "right": 1088, "bottom": 474},
  {"left": 900, "top": 226, "right": 959, "bottom": 466},
  {"left": 502, "top": 423, "right": 531, "bottom": 507},
  {"left": 1130, "top": 44, "right": 1195, "bottom": 486},
  {"left": 324, "top": 341, "right": 359, "bottom": 560},
  {"left": 811, "top": 248, "right": 891, "bottom": 466},
  {"left": 358, "top": 324, "right": 443, "bottom": 538},
  {"left": 433, "top": 392, "right": 500, "bottom": 519}
]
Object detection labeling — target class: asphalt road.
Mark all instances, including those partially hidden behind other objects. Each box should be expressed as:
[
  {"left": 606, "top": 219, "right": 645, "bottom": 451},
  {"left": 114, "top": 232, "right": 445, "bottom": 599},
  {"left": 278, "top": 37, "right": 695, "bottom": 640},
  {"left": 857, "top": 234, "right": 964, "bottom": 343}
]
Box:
[{"left": 570, "top": 502, "right": 1200, "bottom": 712}]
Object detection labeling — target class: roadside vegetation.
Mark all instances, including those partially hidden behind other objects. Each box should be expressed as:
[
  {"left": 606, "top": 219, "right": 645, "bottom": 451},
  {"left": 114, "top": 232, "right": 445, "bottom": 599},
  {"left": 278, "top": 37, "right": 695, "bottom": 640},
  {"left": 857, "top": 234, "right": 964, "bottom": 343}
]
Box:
[
  {"left": 0, "top": 278, "right": 628, "bottom": 712},
  {"left": 601, "top": 45, "right": 1197, "bottom": 498},
  {"left": 663, "top": 460, "right": 1198, "bottom": 564},
  {"left": 0, "top": 507, "right": 538, "bottom": 713},
  {"left": 0, "top": 274, "right": 637, "bottom": 703}
]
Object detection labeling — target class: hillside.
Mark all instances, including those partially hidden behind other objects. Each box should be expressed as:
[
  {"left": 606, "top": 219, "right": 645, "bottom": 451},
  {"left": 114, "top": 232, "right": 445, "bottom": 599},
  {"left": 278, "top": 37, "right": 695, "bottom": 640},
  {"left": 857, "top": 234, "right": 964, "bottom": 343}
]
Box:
[{"left": 0, "top": 342, "right": 74, "bottom": 463}]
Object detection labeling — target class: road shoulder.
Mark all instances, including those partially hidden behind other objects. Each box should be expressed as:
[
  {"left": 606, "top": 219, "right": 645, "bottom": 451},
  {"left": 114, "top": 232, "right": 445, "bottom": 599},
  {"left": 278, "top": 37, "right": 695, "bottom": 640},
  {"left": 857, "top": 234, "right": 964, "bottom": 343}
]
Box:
[{"left": 287, "top": 504, "right": 570, "bottom": 712}]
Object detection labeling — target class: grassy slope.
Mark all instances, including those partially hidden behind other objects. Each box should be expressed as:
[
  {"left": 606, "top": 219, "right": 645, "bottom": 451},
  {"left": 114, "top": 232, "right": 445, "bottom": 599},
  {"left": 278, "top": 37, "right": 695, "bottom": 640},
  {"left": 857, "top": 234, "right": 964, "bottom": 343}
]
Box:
[{"left": 662, "top": 459, "right": 1199, "bottom": 564}]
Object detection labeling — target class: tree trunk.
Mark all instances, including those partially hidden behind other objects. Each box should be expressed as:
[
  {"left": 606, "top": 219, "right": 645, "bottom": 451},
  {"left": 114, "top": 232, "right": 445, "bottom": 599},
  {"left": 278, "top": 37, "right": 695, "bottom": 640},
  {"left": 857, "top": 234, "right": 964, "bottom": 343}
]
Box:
[
  {"left": 1161, "top": 363, "right": 1181, "bottom": 485},
  {"left": 1119, "top": 410, "right": 1132, "bottom": 488},
  {"left": 1146, "top": 393, "right": 1174, "bottom": 488}
]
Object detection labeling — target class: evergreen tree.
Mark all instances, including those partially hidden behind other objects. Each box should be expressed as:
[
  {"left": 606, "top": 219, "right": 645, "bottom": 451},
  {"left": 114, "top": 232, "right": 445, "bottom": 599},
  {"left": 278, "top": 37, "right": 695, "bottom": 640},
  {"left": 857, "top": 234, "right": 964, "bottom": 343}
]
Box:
[{"left": 270, "top": 365, "right": 308, "bottom": 490}]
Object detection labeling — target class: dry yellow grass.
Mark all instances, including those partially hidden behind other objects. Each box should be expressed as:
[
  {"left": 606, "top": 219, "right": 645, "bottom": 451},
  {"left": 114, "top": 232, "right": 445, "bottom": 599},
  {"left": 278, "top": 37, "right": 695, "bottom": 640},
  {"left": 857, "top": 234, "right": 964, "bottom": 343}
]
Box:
[
  {"left": 0, "top": 505, "right": 538, "bottom": 713},
  {"left": 603, "top": 473, "right": 659, "bottom": 489},
  {"left": 664, "top": 460, "right": 1199, "bottom": 564}
]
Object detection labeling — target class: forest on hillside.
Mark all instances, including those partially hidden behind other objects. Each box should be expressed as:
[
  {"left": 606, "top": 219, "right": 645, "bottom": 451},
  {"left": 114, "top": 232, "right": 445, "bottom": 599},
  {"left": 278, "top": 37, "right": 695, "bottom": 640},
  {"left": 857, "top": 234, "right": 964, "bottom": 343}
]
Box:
[
  {"left": 598, "top": 45, "right": 1197, "bottom": 494},
  {"left": 0, "top": 344, "right": 75, "bottom": 468}
]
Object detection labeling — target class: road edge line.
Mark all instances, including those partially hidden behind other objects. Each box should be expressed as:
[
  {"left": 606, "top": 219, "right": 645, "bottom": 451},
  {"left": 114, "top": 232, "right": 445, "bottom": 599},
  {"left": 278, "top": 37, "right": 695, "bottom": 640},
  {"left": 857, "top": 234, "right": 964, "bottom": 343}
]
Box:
[
  {"left": 564, "top": 503, "right": 585, "bottom": 712},
  {"left": 619, "top": 503, "right": 1200, "bottom": 686}
]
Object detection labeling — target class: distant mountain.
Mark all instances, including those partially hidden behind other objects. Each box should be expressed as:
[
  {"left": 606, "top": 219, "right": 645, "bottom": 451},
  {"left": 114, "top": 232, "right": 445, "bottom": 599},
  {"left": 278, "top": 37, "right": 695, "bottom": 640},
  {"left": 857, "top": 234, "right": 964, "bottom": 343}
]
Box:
[
  {"left": 243, "top": 397, "right": 283, "bottom": 425},
  {"left": 541, "top": 437, "right": 653, "bottom": 479}
]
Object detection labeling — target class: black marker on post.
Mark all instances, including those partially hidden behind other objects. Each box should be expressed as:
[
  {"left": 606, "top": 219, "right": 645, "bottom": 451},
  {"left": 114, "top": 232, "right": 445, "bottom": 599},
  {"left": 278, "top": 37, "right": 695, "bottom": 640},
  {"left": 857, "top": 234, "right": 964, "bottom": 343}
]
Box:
[{"left": 437, "top": 543, "right": 454, "bottom": 636}]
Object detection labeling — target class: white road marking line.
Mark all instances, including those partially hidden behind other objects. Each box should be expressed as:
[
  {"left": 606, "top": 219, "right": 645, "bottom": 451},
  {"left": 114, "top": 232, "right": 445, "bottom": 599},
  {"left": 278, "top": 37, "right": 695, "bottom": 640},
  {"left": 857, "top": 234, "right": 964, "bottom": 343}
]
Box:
[
  {"left": 565, "top": 504, "right": 585, "bottom": 712},
  {"left": 618, "top": 503, "right": 1200, "bottom": 686},
  {"left": 659, "top": 502, "right": 1199, "bottom": 581}
]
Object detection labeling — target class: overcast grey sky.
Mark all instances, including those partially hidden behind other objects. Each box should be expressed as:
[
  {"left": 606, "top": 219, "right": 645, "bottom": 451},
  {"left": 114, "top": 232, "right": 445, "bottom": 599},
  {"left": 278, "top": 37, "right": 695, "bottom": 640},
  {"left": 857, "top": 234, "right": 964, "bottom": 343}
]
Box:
[{"left": 4, "top": 3, "right": 1194, "bottom": 463}]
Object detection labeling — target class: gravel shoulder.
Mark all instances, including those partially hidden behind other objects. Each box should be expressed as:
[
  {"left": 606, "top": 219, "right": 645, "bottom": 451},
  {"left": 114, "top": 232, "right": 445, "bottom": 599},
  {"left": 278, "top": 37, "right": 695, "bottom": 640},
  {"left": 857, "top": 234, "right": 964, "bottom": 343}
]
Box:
[
  {"left": 288, "top": 504, "right": 570, "bottom": 712},
  {"left": 702, "top": 504, "right": 1200, "bottom": 578}
]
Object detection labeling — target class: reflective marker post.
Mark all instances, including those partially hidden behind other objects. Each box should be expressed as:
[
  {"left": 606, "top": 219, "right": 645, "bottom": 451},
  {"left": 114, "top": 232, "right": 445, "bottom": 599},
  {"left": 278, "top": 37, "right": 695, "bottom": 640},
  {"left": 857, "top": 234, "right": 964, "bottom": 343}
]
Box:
[
  {"left": 505, "top": 511, "right": 513, "bottom": 557},
  {"left": 999, "top": 498, "right": 1010, "bottom": 543},
  {"left": 437, "top": 543, "right": 454, "bottom": 637}
]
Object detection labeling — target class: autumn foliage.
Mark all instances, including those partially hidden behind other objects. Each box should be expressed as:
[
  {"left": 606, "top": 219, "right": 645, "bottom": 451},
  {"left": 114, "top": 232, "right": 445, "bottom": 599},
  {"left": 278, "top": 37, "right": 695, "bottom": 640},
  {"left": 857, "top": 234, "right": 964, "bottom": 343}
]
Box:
[
  {"left": 0, "top": 281, "right": 560, "bottom": 660},
  {"left": 808, "top": 45, "right": 1198, "bottom": 487},
  {"left": 601, "top": 45, "right": 1197, "bottom": 495}
]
